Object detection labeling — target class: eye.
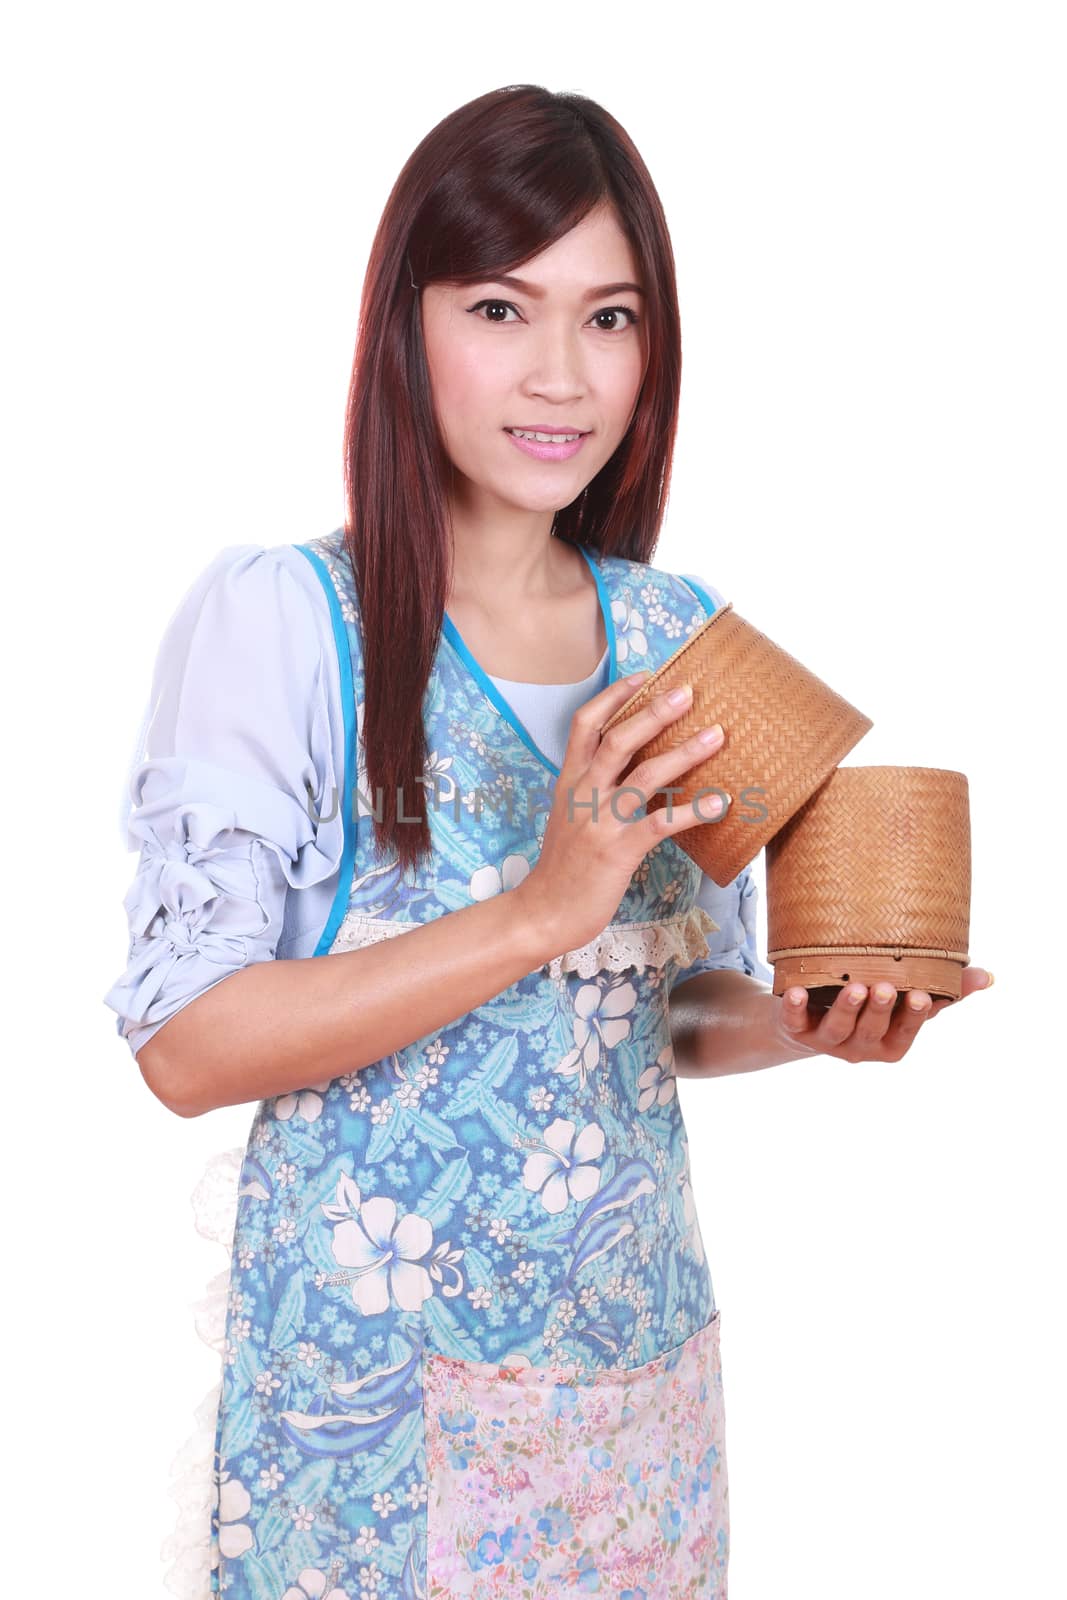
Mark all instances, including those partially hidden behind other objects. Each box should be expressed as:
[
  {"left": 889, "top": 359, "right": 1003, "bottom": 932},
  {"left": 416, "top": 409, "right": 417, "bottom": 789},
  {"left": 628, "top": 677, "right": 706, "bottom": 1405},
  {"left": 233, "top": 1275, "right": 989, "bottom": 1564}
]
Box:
[
  {"left": 468, "top": 298, "right": 521, "bottom": 323},
  {"left": 589, "top": 307, "right": 642, "bottom": 333},
  {"left": 467, "top": 298, "right": 641, "bottom": 333}
]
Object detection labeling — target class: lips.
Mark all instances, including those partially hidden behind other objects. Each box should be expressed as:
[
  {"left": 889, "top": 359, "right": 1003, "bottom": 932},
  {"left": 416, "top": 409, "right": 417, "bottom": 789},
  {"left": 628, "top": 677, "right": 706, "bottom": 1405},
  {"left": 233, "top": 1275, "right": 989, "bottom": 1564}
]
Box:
[
  {"left": 504, "top": 429, "right": 590, "bottom": 463},
  {"left": 506, "top": 425, "right": 591, "bottom": 436}
]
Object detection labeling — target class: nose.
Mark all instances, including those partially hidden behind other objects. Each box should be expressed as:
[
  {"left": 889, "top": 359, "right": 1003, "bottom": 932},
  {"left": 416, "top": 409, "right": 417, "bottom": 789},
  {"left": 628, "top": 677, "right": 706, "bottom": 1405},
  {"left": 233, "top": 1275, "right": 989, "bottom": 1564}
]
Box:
[{"left": 522, "top": 319, "right": 588, "bottom": 400}]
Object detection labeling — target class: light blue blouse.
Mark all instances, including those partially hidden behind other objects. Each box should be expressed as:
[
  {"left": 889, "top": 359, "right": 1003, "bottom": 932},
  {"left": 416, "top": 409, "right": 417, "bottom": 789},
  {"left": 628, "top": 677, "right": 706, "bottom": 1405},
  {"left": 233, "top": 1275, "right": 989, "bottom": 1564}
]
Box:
[{"left": 103, "top": 544, "right": 771, "bottom": 1063}]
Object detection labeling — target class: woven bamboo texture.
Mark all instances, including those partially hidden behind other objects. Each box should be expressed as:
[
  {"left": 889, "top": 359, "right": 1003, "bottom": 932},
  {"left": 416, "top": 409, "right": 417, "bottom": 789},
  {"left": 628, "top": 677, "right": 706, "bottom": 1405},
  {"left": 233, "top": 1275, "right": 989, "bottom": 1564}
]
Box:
[
  {"left": 601, "top": 603, "right": 874, "bottom": 886},
  {"left": 766, "top": 765, "right": 971, "bottom": 1000}
]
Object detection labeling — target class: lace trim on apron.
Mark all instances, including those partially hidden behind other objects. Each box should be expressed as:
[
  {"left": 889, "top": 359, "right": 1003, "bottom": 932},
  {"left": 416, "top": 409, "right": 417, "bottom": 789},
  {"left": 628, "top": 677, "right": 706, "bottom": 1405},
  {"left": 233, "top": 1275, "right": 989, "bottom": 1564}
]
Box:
[
  {"left": 161, "top": 1148, "right": 243, "bottom": 1598},
  {"left": 329, "top": 902, "right": 722, "bottom": 980}
]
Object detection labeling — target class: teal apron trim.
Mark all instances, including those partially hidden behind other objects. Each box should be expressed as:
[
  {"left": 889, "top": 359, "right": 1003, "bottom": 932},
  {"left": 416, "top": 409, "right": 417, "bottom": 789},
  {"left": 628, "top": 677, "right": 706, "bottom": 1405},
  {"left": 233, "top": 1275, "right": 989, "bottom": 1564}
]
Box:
[
  {"left": 294, "top": 541, "right": 358, "bottom": 957},
  {"left": 440, "top": 542, "right": 617, "bottom": 781},
  {"left": 677, "top": 572, "right": 718, "bottom": 619},
  {"left": 439, "top": 621, "right": 564, "bottom": 779},
  {"left": 575, "top": 543, "right": 619, "bottom": 684}
]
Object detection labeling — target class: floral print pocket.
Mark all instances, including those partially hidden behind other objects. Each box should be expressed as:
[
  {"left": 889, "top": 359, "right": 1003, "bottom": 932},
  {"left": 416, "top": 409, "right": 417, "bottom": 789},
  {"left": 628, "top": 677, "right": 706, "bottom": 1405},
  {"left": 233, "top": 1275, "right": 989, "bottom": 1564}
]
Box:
[{"left": 424, "top": 1310, "right": 729, "bottom": 1597}]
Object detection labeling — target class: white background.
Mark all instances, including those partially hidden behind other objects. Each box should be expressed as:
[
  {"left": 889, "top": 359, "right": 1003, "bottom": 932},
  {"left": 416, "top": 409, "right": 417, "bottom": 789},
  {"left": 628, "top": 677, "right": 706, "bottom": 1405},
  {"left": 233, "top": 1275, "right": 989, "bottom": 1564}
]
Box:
[{"left": 3, "top": 2, "right": 1062, "bottom": 1595}]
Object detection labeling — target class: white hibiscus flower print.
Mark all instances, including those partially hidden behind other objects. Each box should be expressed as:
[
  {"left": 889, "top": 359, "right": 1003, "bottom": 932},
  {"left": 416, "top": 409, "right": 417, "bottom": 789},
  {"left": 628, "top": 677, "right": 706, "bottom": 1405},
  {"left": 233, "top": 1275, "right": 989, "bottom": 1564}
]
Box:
[
  {"left": 556, "top": 979, "right": 637, "bottom": 1087},
  {"left": 274, "top": 1078, "right": 333, "bottom": 1122},
  {"left": 637, "top": 1045, "right": 677, "bottom": 1111},
  {"left": 469, "top": 852, "right": 531, "bottom": 900},
  {"left": 611, "top": 597, "right": 648, "bottom": 664},
  {"left": 281, "top": 1564, "right": 350, "bottom": 1600},
  {"left": 420, "top": 749, "right": 456, "bottom": 803},
  {"left": 320, "top": 1174, "right": 434, "bottom": 1315},
  {"left": 522, "top": 1116, "right": 605, "bottom": 1215},
  {"left": 212, "top": 1459, "right": 253, "bottom": 1563}
]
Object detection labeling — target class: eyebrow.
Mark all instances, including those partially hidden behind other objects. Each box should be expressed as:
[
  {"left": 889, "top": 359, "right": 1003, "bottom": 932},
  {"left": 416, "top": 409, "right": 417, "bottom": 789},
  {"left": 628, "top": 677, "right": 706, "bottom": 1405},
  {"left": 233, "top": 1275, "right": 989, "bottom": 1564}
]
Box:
[{"left": 480, "top": 275, "right": 645, "bottom": 301}]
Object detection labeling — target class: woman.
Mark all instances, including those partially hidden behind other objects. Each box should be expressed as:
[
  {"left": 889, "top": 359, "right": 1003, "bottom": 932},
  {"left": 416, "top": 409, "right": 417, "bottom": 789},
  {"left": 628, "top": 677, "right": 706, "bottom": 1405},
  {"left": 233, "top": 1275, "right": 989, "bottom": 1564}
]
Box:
[{"left": 104, "top": 83, "right": 991, "bottom": 1600}]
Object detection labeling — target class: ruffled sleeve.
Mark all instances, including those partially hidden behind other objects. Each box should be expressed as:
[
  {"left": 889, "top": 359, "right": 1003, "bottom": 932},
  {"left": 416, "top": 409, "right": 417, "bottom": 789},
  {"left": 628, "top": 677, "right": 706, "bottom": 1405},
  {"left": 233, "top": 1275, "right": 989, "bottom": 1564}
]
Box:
[
  {"left": 102, "top": 544, "right": 345, "bottom": 1062},
  {"left": 669, "top": 863, "right": 774, "bottom": 989}
]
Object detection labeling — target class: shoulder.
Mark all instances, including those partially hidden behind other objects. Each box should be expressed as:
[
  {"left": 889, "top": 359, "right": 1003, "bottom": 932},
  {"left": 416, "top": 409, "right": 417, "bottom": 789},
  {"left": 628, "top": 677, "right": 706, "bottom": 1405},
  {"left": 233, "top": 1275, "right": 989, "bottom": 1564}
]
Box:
[
  {"left": 162, "top": 539, "right": 334, "bottom": 646},
  {"left": 143, "top": 540, "right": 343, "bottom": 750},
  {"left": 291, "top": 527, "right": 360, "bottom": 621},
  {"left": 587, "top": 547, "right": 728, "bottom": 620},
  {"left": 120, "top": 538, "right": 350, "bottom": 841}
]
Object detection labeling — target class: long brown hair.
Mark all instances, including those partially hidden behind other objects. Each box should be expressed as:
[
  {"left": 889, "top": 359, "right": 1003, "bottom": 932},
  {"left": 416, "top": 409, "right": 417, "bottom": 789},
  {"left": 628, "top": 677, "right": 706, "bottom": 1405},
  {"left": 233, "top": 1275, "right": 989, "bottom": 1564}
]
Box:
[{"left": 343, "top": 83, "right": 683, "bottom": 873}]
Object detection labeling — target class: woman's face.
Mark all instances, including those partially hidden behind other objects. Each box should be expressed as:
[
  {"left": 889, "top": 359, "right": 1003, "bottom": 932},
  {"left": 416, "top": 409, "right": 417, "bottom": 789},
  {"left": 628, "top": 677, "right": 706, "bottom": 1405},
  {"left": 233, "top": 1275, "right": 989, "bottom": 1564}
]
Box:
[{"left": 420, "top": 203, "right": 649, "bottom": 527}]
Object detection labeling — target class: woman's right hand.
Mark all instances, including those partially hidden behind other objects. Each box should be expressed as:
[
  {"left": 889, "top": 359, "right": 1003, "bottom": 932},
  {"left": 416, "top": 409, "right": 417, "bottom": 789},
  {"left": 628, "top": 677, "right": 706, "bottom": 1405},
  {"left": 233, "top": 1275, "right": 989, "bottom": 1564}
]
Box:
[{"left": 515, "top": 670, "right": 728, "bottom": 957}]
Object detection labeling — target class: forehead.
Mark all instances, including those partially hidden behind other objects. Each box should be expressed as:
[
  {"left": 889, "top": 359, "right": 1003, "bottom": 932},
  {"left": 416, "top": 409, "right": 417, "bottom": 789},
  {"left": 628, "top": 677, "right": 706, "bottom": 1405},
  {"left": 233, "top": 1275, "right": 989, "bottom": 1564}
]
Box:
[{"left": 432, "top": 208, "right": 644, "bottom": 300}]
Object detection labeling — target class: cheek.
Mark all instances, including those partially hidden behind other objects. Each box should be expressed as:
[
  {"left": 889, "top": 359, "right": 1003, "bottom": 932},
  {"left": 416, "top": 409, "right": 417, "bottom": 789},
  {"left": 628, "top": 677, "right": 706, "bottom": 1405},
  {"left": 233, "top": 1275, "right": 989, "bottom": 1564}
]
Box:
[
  {"left": 427, "top": 333, "right": 511, "bottom": 425},
  {"left": 601, "top": 346, "right": 647, "bottom": 419}
]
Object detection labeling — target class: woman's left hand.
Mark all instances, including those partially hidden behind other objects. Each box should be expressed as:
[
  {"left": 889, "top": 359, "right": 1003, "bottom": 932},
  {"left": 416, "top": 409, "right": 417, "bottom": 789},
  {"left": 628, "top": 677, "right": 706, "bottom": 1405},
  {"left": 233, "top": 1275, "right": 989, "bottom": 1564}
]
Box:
[{"left": 778, "top": 965, "right": 994, "bottom": 1064}]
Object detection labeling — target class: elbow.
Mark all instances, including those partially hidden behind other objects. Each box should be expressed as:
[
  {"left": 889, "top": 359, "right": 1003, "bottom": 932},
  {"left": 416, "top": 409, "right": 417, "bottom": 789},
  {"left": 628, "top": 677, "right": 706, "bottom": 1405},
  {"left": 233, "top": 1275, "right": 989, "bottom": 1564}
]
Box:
[{"left": 137, "top": 1031, "right": 204, "bottom": 1119}]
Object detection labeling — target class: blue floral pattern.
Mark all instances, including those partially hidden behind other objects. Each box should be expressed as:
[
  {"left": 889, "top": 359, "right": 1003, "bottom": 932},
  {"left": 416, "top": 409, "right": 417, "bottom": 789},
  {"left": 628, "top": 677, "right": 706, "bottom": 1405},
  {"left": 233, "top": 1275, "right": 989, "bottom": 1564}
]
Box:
[{"left": 206, "top": 533, "right": 732, "bottom": 1597}]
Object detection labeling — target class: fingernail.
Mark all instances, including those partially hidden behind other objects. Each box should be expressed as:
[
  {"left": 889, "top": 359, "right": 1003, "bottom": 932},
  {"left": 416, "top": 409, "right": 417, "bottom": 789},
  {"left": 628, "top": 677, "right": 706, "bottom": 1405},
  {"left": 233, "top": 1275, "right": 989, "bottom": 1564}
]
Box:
[
  {"left": 667, "top": 684, "right": 692, "bottom": 705},
  {"left": 788, "top": 988, "right": 806, "bottom": 1005},
  {"left": 984, "top": 970, "right": 995, "bottom": 988},
  {"left": 847, "top": 986, "right": 866, "bottom": 1004},
  {"left": 626, "top": 670, "right": 651, "bottom": 683}
]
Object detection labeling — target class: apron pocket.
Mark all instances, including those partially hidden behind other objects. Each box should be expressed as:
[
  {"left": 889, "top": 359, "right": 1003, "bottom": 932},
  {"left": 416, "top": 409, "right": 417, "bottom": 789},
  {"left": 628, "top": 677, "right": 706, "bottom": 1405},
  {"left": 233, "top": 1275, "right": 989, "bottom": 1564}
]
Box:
[{"left": 424, "top": 1308, "right": 729, "bottom": 1597}]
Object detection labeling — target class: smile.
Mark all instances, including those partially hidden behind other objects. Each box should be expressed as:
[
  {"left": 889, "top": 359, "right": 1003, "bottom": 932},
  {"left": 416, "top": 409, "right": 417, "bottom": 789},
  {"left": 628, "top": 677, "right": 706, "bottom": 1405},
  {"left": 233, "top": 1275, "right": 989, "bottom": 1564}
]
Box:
[{"left": 504, "top": 429, "right": 589, "bottom": 462}]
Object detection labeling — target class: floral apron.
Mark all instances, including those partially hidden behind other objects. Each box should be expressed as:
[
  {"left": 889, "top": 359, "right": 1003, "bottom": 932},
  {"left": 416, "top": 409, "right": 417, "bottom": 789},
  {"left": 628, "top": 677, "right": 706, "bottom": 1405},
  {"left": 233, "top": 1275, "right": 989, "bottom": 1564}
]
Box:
[{"left": 191, "top": 530, "right": 730, "bottom": 1599}]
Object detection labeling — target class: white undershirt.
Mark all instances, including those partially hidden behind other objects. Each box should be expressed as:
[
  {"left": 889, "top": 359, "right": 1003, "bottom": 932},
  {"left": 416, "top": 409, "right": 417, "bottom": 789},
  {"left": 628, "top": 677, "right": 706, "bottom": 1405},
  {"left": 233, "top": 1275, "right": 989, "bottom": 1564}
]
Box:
[{"left": 486, "top": 646, "right": 611, "bottom": 770}]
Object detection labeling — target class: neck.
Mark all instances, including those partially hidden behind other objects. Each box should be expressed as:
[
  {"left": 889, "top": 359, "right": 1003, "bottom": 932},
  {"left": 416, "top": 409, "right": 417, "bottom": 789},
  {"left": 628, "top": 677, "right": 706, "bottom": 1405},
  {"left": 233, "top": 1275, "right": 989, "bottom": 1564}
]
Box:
[{"left": 447, "top": 521, "right": 581, "bottom": 613}]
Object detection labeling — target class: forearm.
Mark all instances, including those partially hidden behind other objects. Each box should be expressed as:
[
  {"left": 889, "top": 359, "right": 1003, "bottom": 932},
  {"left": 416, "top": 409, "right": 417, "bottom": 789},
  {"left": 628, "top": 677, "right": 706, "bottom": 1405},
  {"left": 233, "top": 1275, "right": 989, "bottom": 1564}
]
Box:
[
  {"left": 669, "top": 967, "right": 817, "bottom": 1077},
  {"left": 139, "top": 889, "right": 556, "bottom": 1119}
]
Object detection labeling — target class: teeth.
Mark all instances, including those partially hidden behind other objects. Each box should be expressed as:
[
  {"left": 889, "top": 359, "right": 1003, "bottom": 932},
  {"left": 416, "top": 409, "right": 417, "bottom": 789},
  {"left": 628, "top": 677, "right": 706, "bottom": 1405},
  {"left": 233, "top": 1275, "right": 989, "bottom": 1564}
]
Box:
[{"left": 509, "top": 429, "right": 582, "bottom": 443}]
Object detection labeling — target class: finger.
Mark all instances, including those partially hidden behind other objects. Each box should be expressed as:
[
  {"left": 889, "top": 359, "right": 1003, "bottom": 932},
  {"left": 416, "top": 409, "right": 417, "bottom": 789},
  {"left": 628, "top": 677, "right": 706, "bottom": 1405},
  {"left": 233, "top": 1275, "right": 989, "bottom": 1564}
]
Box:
[
  {"left": 780, "top": 986, "right": 820, "bottom": 1039},
  {"left": 810, "top": 983, "right": 868, "bottom": 1048},
  {"left": 882, "top": 989, "right": 932, "bottom": 1051},
  {"left": 958, "top": 965, "right": 995, "bottom": 998},
  {"left": 587, "top": 682, "right": 697, "bottom": 792},
  {"left": 625, "top": 721, "right": 725, "bottom": 811},
  {"left": 851, "top": 981, "right": 899, "bottom": 1048},
  {"left": 911, "top": 968, "right": 993, "bottom": 1018},
  {"left": 919, "top": 967, "right": 994, "bottom": 1017},
  {"left": 563, "top": 670, "right": 654, "bottom": 774},
  {"left": 638, "top": 792, "right": 728, "bottom": 839}
]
